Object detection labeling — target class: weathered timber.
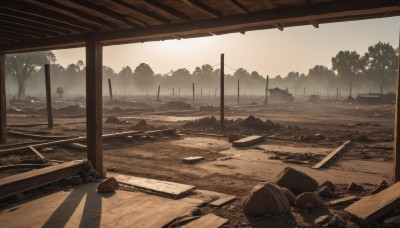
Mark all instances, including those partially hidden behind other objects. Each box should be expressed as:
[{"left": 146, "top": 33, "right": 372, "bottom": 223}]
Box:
[
  {"left": 29, "top": 146, "right": 46, "bottom": 161},
  {"left": 210, "top": 195, "right": 236, "bottom": 207},
  {"left": 394, "top": 31, "right": 400, "bottom": 182},
  {"left": 184, "top": 213, "right": 228, "bottom": 228},
  {"left": 312, "top": 140, "right": 351, "bottom": 169},
  {"left": 0, "top": 164, "right": 51, "bottom": 171},
  {"left": 8, "top": 130, "right": 71, "bottom": 140},
  {"left": 0, "top": 160, "right": 85, "bottom": 199},
  {"left": 44, "top": 64, "right": 53, "bottom": 128},
  {"left": 0, "top": 53, "right": 6, "bottom": 143},
  {"left": 232, "top": 135, "right": 265, "bottom": 147},
  {"left": 220, "top": 53, "right": 224, "bottom": 128},
  {"left": 345, "top": 182, "right": 400, "bottom": 225}
]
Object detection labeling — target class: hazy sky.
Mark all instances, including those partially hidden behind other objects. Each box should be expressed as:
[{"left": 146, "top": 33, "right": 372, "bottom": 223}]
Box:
[{"left": 53, "top": 17, "right": 399, "bottom": 78}]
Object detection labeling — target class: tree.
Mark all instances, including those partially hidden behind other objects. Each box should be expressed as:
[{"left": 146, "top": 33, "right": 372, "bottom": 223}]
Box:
[
  {"left": 6, "top": 51, "right": 56, "bottom": 99},
  {"left": 56, "top": 87, "right": 64, "bottom": 98},
  {"left": 133, "top": 63, "right": 154, "bottom": 90},
  {"left": 331, "top": 51, "right": 367, "bottom": 88}
]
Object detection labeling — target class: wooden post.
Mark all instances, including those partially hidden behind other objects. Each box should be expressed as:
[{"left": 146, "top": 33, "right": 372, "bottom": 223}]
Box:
[
  {"left": 220, "top": 54, "right": 224, "bottom": 128},
  {"left": 336, "top": 88, "right": 339, "bottom": 101},
  {"left": 265, "top": 75, "right": 269, "bottom": 105},
  {"left": 172, "top": 88, "right": 174, "bottom": 97},
  {"left": 44, "top": 64, "right": 53, "bottom": 128},
  {"left": 350, "top": 86, "right": 352, "bottom": 97},
  {"left": 157, "top": 85, "right": 160, "bottom": 100},
  {"left": 393, "top": 32, "right": 400, "bottom": 182},
  {"left": 86, "top": 34, "right": 104, "bottom": 177},
  {"left": 201, "top": 88, "right": 202, "bottom": 100},
  {"left": 108, "top": 78, "right": 113, "bottom": 101},
  {"left": 0, "top": 53, "right": 6, "bottom": 143},
  {"left": 192, "top": 82, "right": 195, "bottom": 103},
  {"left": 237, "top": 78, "right": 240, "bottom": 105}
]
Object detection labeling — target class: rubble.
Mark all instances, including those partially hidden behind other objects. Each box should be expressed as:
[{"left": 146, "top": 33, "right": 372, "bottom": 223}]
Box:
[
  {"left": 321, "top": 181, "right": 335, "bottom": 192},
  {"left": 200, "top": 105, "right": 218, "bottom": 112},
  {"left": 281, "top": 187, "right": 296, "bottom": 205},
  {"left": 161, "top": 101, "right": 193, "bottom": 110},
  {"left": 314, "top": 215, "right": 331, "bottom": 226},
  {"left": 295, "top": 192, "right": 324, "bottom": 208},
  {"left": 241, "top": 182, "right": 289, "bottom": 215},
  {"left": 274, "top": 167, "right": 319, "bottom": 195},
  {"left": 346, "top": 182, "right": 364, "bottom": 192},
  {"left": 317, "top": 187, "right": 335, "bottom": 198},
  {"left": 134, "top": 119, "right": 148, "bottom": 129},
  {"left": 368, "top": 181, "right": 389, "bottom": 195},
  {"left": 97, "top": 177, "right": 119, "bottom": 193},
  {"left": 105, "top": 116, "right": 120, "bottom": 124}
]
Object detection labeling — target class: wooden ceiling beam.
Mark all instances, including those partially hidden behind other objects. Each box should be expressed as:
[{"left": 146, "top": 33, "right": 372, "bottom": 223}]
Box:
[
  {"left": 111, "top": 0, "right": 170, "bottom": 24},
  {"left": 262, "top": 0, "right": 276, "bottom": 9},
  {"left": 0, "top": 25, "right": 48, "bottom": 38},
  {"left": 223, "top": 0, "right": 250, "bottom": 14},
  {"left": 0, "top": 3, "right": 99, "bottom": 32},
  {"left": 70, "top": 0, "right": 144, "bottom": 27},
  {"left": 0, "top": 29, "right": 38, "bottom": 40},
  {"left": 34, "top": 0, "right": 119, "bottom": 30},
  {"left": 0, "top": 17, "right": 70, "bottom": 35},
  {"left": 143, "top": 0, "right": 191, "bottom": 21},
  {"left": 182, "top": 0, "right": 222, "bottom": 18},
  {"left": 0, "top": 34, "right": 24, "bottom": 42}
]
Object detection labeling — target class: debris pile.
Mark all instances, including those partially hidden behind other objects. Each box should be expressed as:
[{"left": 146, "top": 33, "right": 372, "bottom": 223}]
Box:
[
  {"left": 54, "top": 105, "right": 86, "bottom": 116},
  {"left": 295, "top": 192, "right": 324, "bottom": 208},
  {"left": 200, "top": 104, "right": 218, "bottom": 112},
  {"left": 160, "top": 101, "right": 193, "bottom": 110},
  {"left": 183, "top": 116, "right": 217, "bottom": 130},
  {"left": 108, "top": 99, "right": 152, "bottom": 109}
]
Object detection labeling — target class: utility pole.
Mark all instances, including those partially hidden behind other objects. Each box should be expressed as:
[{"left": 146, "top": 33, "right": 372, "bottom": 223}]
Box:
[
  {"left": 192, "top": 82, "right": 195, "bottom": 103},
  {"left": 108, "top": 78, "right": 113, "bottom": 101},
  {"left": 237, "top": 78, "right": 240, "bottom": 106},
  {"left": 265, "top": 75, "right": 269, "bottom": 105},
  {"left": 157, "top": 85, "right": 160, "bottom": 101},
  {"left": 220, "top": 54, "right": 225, "bottom": 128}
]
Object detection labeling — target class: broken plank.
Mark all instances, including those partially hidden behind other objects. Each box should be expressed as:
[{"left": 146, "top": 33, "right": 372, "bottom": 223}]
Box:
[
  {"left": 210, "top": 195, "right": 236, "bottom": 207},
  {"left": 0, "top": 160, "right": 85, "bottom": 199},
  {"left": 312, "top": 140, "right": 351, "bottom": 169},
  {"left": 182, "top": 156, "right": 204, "bottom": 164},
  {"left": 29, "top": 146, "right": 46, "bottom": 161},
  {"left": 108, "top": 172, "right": 195, "bottom": 198},
  {"left": 344, "top": 182, "right": 400, "bottom": 225},
  {"left": 329, "top": 195, "right": 359, "bottom": 207},
  {"left": 183, "top": 213, "right": 228, "bottom": 228},
  {"left": 232, "top": 135, "right": 265, "bottom": 147}
]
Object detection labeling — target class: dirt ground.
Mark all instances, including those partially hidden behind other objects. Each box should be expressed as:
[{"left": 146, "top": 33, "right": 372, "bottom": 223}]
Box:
[{"left": 0, "top": 95, "right": 396, "bottom": 227}]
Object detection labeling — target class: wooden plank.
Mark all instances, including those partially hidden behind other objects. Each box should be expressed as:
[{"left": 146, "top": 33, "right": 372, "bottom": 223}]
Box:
[
  {"left": 44, "top": 64, "right": 53, "bottom": 128},
  {"left": 210, "top": 195, "right": 236, "bottom": 207},
  {"left": 109, "top": 172, "right": 195, "bottom": 198},
  {"left": 312, "top": 140, "right": 351, "bottom": 169},
  {"left": 329, "top": 195, "right": 359, "bottom": 207},
  {"left": 0, "top": 164, "right": 51, "bottom": 171},
  {"left": 28, "top": 146, "right": 46, "bottom": 161},
  {"left": 394, "top": 31, "right": 400, "bottom": 182},
  {"left": 0, "top": 160, "right": 85, "bottom": 199},
  {"left": 183, "top": 213, "right": 228, "bottom": 228},
  {"left": 7, "top": 130, "right": 70, "bottom": 140},
  {"left": 86, "top": 34, "right": 104, "bottom": 178},
  {"left": 0, "top": 52, "right": 5, "bottom": 143},
  {"left": 232, "top": 135, "right": 265, "bottom": 147},
  {"left": 345, "top": 182, "right": 400, "bottom": 225},
  {"left": 182, "top": 156, "right": 204, "bottom": 164}
]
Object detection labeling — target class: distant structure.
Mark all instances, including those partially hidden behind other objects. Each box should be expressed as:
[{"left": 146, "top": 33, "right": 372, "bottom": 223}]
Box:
[
  {"left": 269, "top": 87, "right": 294, "bottom": 103},
  {"left": 356, "top": 92, "right": 396, "bottom": 104}
]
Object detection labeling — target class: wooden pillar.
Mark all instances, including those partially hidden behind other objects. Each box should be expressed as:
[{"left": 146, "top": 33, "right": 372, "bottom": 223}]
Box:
[
  {"left": 220, "top": 54, "right": 224, "bottom": 128},
  {"left": 108, "top": 78, "right": 113, "bottom": 101},
  {"left": 265, "top": 75, "right": 269, "bottom": 105},
  {"left": 86, "top": 34, "right": 104, "bottom": 177},
  {"left": 192, "top": 83, "right": 195, "bottom": 103},
  {"left": 157, "top": 85, "right": 160, "bottom": 100},
  {"left": 237, "top": 78, "right": 240, "bottom": 105},
  {"left": 44, "top": 64, "right": 53, "bottom": 128},
  {"left": 393, "top": 32, "right": 400, "bottom": 182},
  {"left": 0, "top": 53, "right": 6, "bottom": 143}
]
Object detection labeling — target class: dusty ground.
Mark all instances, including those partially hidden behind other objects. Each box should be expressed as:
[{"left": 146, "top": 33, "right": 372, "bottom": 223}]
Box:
[{"left": 0, "top": 96, "right": 396, "bottom": 227}]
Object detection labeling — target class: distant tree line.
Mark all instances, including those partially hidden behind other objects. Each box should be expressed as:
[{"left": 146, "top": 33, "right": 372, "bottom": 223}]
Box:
[{"left": 4, "top": 41, "right": 399, "bottom": 99}]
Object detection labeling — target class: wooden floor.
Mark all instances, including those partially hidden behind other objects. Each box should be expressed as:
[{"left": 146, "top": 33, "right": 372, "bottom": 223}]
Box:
[{"left": 0, "top": 182, "right": 203, "bottom": 228}]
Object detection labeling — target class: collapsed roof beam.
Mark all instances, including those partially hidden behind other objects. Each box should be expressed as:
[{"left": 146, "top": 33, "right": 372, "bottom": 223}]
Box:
[
  {"left": 0, "top": 7, "right": 84, "bottom": 33},
  {"left": 182, "top": 0, "right": 222, "bottom": 18},
  {"left": 70, "top": 0, "right": 144, "bottom": 28},
  {"left": 143, "top": 0, "right": 191, "bottom": 21},
  {"left": 34, "top": 0, "right": 119, "bottom": 30},
  {"left": 223, "top": 0, "right": 250, "bottom": 14},
  {"left": 111, "top": 0, "right": 170, "bottom": 24}
]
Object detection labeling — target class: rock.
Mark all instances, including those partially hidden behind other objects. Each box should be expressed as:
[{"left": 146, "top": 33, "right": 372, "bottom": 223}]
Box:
[
  {"left": 384, "top": 215, "right": 400, "bottom": 225},
  {"left": 97, "top": 177, "right": 119, "bottom": 193},
  {"left": 369, "top": 181, "right": 389, "bottom": 195},
  {"left": 298, "top": 135, "right": 310, "bottom": 142},
  {"left": 241, "top": 182, "right": 290, "bottom": 215},
  {"left": 295, "top": 192, "right": 324, "bottom": 208},
  {"left": 67, "top": 176, "right": 83, "bottom": 185},
  {"left": 281, "top": 187, "right": 296, "bottom": 205},
  {"left": 228, "top": 134, "right": 242, "bottom": 143},
  {"left": 320, "top": 181, "right": 335, "bottom": 192},
  {"left": 105, "top": 116, "right": 120, "bottom": 124},
  {"left": 274, "top": 167, "right": 319, "bottom": 195},
  {"left": 358, "top": 135, "right": 370, "bottom": 142},
  {"left": 315, "top": 215, "right": 331, "bottom": 226},
  {"left": 135, "top": 119, "right": 148, "bottom": 128},
  {"left": 317, "top": 187, "right": 334, "bottom": 198},
  {"left": 346, "top": 182, "right": 364, "bottom": 192},
  {"left": 313, "top": 133, "right": 325, "bottom": 140},
  {"left": 41, "top": 147, "right": 54, "bottom": 153}
]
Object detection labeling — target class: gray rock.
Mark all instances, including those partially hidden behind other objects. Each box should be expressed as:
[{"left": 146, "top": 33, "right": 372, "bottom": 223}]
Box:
[
  {"left": 97, "top": 177, "right": 119, "bottom": 193},
  {"left": 295, "top": 192, "right": 324, "bottom": 208},
  {"left": 274, "top": 167, "right": 319, "bottom": 195}
]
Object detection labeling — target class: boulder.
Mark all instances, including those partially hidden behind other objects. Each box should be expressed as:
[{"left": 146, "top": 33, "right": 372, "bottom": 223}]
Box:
[
  {"left": 295, "top": 192, "right": 324, "bottom": 208},
  {"left": 105, "top": 116, "right": 120, "bottom": 124},
  {"left": 274, "top": 167, "right": 319, "bottom": 195},
  {"left": 97, "top": 177, "right": 119, "bottom": 193},
  {"left": 281, "top": 187, "right": 296, "bottom": 205},
  {"left": 346, "top": 182, "right": 364, "bottom": 192},
  {"left": 320, "top": 181, "right": 335, "bottom": 192},
  {"left": 241, "top": 182, "right": 289, "bottom": 215},
  {"left": 317, "top": 187, "right": 334, "bottom": 198},
  {"left": 135, "top": 119, "right": 148, "bottom": 128}
]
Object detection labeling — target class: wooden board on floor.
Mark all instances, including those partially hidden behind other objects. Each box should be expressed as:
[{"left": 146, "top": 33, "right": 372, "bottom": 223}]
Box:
[
  {"left": 0, "top": 183, "right": 203, "bottom": 228},
  {"left": 210, "top": 195, "right": 236, "bottom": 207},
  {"left": 312, "top": 140, "right": 351, "bottom": 169},
  {"left": 329, "top": 195, "right": 359, "bottom": 207},
  {"left": 183, "top": 213, "right": 228, "bottom": 228},
  {"left": 0, "top": 160, "right": 85, "bottom": 199},
  {"left": 232, "top": 135, "right": 265, "bottom": 147},
  {"left": 344, "top": 182, "right": 400, "bottom": 225},
  {"left": 108, "top": 172, "right": 195, "bottom": 198}
]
